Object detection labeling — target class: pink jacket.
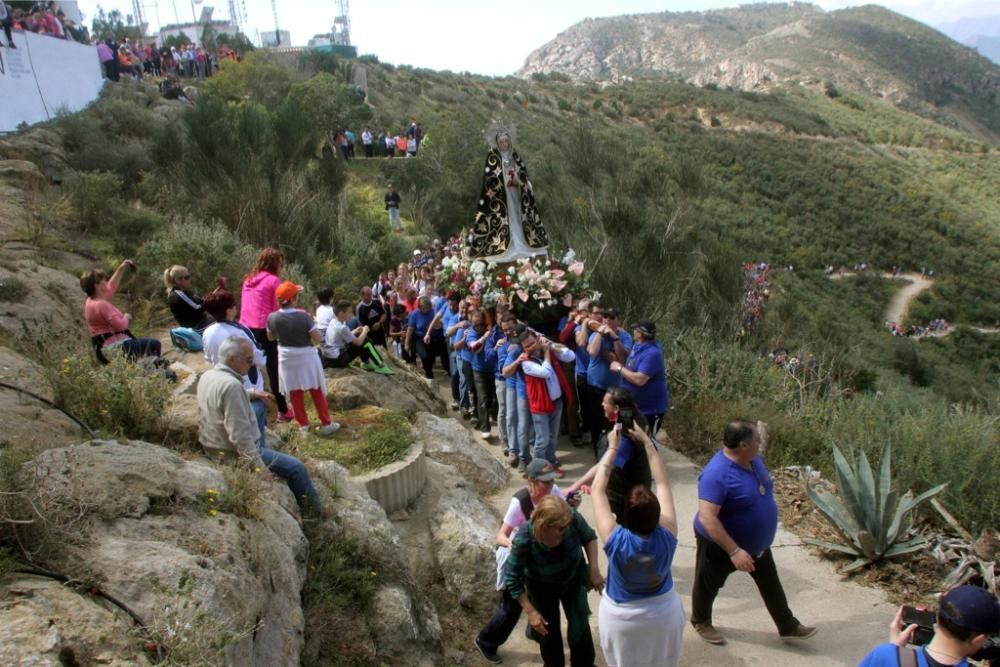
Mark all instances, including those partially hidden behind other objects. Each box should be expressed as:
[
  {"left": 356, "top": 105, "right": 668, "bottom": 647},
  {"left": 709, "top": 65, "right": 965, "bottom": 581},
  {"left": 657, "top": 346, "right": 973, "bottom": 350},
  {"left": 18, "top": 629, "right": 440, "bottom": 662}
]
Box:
[{"left": 239, "top": 271, "right": 281, "bottom": 329}]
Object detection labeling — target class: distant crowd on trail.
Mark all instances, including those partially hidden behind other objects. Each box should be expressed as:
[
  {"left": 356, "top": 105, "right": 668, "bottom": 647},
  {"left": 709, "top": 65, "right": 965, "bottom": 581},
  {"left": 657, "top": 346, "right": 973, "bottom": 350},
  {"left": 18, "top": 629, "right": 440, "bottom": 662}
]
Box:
[
  {"left": 95, "top": 37, "right": 240, "bottom": 83},
  {"left": 886, "top": 319, "right": 950, "bottom": 338},
  {"left": 823, "top": 263, "right": 936, "bottom": 279},
  {"left": 738, "top": 262, "right": 771, "bottom": 336},
  {"left": 332, "top": 121, "right": 425, "bottom": 161}
]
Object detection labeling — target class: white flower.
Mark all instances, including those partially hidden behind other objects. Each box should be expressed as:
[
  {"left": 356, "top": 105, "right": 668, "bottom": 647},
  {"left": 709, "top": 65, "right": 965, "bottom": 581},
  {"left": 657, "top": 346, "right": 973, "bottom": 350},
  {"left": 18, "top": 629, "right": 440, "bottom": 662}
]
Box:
[
  {"left": 592, "top": 290, "right": 602, "bottom": 301},
  {"left": 470, "top": 260, "right": 486, "bottom": 276},
  {"left": 547, "top": 299, "right": 556, "bottom": 306},
  {"left": 562, "top": 248, "right": 576, "bottom": 264},
  {"left": 507, "top": 267, "right": 516, "bottom": 275}
]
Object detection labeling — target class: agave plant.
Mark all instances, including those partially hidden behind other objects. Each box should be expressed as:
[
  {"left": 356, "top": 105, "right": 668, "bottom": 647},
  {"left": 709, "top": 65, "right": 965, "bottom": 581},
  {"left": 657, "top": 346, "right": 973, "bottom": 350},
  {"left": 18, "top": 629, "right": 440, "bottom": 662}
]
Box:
[{"left": 805, "top": 443, "right": 947, "bottom": 572}]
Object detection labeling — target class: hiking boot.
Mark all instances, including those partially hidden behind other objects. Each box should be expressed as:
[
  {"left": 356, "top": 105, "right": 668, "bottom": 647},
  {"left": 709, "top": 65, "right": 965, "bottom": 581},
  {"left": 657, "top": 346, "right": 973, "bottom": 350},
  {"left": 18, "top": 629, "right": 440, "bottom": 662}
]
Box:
[
  {"left": 694, "top": 623, "right": 726, "bottom": 645},
  {"left": 508, "top": 452, "right": 520, "bottom": 467},
  {"left": 473, "top": 637, "right": 502, "bottom": 664},
  {"left": 518, "top": 461, "right": 527, "bottom": 476},
  {"left": 318, "top": 422, "right": 341, "bottom": 436},
  {"left": 780, "top": 624, "right": 817, "bottom": 642}
]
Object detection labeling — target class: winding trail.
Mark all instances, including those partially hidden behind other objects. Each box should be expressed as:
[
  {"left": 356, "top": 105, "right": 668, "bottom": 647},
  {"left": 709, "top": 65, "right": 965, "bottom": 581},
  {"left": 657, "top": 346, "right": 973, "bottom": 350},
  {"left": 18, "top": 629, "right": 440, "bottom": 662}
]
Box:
[{"left": 434, "top": 376, "right": 898, "bottom": 667}]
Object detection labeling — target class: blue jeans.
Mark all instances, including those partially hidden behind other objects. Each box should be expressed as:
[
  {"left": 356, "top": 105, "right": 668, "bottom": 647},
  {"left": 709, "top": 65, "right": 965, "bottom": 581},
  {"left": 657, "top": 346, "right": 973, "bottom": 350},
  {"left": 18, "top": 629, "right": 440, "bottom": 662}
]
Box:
[
  {"left": 531, "top": 398, "right": 563, "bottom": 466},
  {"left": 495, "top": 379, "right": 508, "bottom": 450},
  {"left": 505, "top": 385, "right": 519, "bottom": 454},
  {"left": 388, "top": 207, "right": 400, "bottom": 229},
  {"left": 477, "top": 590, "right": 521, "bottom": 653},
  {"left": 251, "top": 398, "right": 321, "bottom": 512},
  {"left": 516, "top": 394, "right": 534, "bottom": 464},
  {"left": 448, "top": 347, "right": 461, "bottom": 404}
]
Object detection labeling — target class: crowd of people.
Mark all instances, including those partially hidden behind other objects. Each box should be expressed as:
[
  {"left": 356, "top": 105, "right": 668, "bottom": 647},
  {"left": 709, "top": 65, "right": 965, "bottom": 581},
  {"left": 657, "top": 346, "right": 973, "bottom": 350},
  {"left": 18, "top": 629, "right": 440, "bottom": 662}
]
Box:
[
  {"left": 78, "top": 240, "right": 999, "bottom": 667},
  {"left": 886, "top": 318, "right": 950, "bottom": 338},
  {"left": 95, "top": 37, "right": 237, "bottom": 83},
  {"left": 738, "top": 262, "right": 771, "bottom": 335},
  {"left": 333, "top": 121, "right": 425, "bottom": 161},
  {"left": 0, "top": 2, "right": 89, "bottom": 47}
]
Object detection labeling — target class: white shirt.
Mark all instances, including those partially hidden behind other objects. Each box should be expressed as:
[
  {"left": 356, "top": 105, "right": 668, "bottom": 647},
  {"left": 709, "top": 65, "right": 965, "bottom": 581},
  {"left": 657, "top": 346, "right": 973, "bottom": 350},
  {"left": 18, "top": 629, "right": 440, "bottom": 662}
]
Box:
[
  {"left": 323, "top": 319, "right": 356, "bottom": 359},
  {"left": 201, "top": 322, "right": 265, "bottom": 392},
  {"left": 521, "top": 347, "right": 575, "bottom": 400},
  {"left": 502, "top": 485, "right": 564, "bottom": 533},
  {"left": 315, "top": 304, "right": 335, "bottom": 337}
]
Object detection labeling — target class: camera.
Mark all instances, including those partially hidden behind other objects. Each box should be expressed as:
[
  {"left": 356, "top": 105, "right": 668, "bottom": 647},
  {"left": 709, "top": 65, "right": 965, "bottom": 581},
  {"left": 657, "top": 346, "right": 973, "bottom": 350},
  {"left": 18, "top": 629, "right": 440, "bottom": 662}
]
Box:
[{"left": 618, "top": 406, "right": 634, "bottom": 432}]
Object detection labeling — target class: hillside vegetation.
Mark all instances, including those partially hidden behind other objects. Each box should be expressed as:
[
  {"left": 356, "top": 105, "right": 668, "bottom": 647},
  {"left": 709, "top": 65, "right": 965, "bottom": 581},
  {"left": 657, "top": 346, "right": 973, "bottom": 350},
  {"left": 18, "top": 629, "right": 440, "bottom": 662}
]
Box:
[
  {"left": 518, "top": 3, "right": 1000, "bottom": 142},
  {"left": 5, "top": 43, "right": 998, "bottom": 539}
]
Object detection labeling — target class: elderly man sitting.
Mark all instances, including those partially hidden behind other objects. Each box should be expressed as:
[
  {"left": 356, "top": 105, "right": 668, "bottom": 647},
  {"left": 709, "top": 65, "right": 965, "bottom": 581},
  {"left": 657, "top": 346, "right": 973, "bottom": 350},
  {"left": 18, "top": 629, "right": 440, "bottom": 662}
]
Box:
[{"left": 197, "top": 335, "right": 321, "bottom": 513}]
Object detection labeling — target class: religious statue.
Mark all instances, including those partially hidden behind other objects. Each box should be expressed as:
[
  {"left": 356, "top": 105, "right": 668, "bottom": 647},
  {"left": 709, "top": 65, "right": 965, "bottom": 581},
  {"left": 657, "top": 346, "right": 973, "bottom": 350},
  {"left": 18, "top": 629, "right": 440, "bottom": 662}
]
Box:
[{"left": 469, "top": 122, "right": 549, "bottom": 263}]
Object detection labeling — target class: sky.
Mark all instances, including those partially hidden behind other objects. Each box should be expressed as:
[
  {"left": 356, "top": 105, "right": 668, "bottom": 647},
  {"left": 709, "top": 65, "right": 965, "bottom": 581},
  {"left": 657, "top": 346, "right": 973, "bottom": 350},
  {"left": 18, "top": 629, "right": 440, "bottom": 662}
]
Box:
[{"left": 74, "top": 0, "right": 999, "bottom": 75}]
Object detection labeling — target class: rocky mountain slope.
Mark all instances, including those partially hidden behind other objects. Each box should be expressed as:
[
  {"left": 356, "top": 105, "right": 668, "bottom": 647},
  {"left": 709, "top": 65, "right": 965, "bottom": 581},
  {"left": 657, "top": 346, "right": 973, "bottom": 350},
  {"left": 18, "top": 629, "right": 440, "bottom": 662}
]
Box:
[{"left": 517, "top": 3, "right": 1000, "bottom": 141}]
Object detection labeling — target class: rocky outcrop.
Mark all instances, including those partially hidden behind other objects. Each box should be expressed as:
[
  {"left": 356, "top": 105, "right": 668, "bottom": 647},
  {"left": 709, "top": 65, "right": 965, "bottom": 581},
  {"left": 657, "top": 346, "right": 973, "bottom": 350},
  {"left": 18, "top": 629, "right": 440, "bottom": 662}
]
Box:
[
  {"left": 417, "top": 411, "right": 510, "bottom": 493},
  {"left": 326, "top": 364, "right": 442, "bottom": 414},
  {"left": 0, "top": 441, "right": 307, "bottom": 666}
]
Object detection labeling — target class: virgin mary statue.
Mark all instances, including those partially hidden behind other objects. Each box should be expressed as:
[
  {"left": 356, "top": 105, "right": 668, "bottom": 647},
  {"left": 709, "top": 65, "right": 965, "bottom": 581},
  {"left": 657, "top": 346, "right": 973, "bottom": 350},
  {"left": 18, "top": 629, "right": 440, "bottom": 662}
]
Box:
[{"left": 469, "top": 122, "right": 549, "bottom": 263}]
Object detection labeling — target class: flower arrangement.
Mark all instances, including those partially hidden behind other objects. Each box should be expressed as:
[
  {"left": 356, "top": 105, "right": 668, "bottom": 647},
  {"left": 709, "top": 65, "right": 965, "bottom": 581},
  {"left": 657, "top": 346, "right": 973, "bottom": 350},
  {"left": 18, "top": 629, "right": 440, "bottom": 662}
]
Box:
[{"left": 435, "top": 249, "right": 595, "bottom": 327}]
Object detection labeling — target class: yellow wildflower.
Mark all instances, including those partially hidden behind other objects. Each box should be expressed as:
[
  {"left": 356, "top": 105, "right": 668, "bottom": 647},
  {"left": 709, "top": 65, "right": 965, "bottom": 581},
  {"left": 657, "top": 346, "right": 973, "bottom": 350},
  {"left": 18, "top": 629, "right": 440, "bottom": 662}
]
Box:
[{"left": 209, "top": 509, "right": 218, "bottom": 517}]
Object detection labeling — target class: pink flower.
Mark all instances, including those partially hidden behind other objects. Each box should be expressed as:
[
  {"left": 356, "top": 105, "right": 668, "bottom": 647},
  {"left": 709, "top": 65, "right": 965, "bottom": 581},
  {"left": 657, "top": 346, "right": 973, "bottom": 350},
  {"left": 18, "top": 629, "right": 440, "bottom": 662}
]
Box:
[
  {"left": 549, "top": 279, "right": 567, "bottom": 293},
  {"left": 563, "top": 294, "right": 574, "bottom": 307},
  {"left": 548, "top": 269, "right": 566, "bottom": 279},
  {"left": 568, "top": 261, "right": 585, "bottom": 276},
  {"left": 516, "top": 289, "right": 529, "bottom": 303},
  {"left": 537, "top": 289, "right": 552, "bottom": 300}
]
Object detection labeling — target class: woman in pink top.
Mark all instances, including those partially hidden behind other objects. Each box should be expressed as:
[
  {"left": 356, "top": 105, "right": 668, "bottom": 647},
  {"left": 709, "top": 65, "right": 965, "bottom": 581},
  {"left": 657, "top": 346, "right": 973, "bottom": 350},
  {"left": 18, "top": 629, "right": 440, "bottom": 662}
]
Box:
[
  {"left": 240, "top": 248, "right": 292, "bottom": 419},
  {"left": 81, "top": 259, "right": 161, "bottom": 361}
]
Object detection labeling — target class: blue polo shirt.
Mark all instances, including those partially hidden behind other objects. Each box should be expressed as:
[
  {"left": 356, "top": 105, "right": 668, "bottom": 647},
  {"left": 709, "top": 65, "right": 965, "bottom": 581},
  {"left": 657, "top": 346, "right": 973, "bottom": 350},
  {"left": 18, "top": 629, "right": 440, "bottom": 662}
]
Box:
[
  {"left": 466, "top": 328, "right": 494, "bottom": 373},
  {"left": 503, "top": 345, "right": 522, "bottom": 391},
  {"left": 858, "top": 645, "right": 954, "bottom": 667},
  {"left": 604, "top": 524, "right": 677, "bottom": 604},
  {"left": 573, "top": 325, "right": 590, "bottom": 377},
  {"left": 622, "top": 341, "right": 669, "bottom": 415},
  {"left": 487, "top": 328, "right": 508, "bottom": 381},
  {"left": 407, "top": 308, "right": 436, "bottom": 338},
  {"left": 454, "top": 324, "right": 473, "bottom": 363},
  {"left": 587, "top": 330, "right": 633, "bottom": 390},
  {"left": 693, "top": 451, "right": 777, "bottom": 557}
]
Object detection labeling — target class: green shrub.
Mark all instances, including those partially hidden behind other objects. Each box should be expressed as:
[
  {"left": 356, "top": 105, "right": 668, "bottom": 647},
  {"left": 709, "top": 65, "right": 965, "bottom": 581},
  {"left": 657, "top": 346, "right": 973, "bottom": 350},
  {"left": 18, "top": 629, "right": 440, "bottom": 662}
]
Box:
[
  {"left": 136, "top": 222, "right": 260, "bottom": 300},
  {"left": 110, "top": 208, "right": 166, "bottom": 256},
  {"left": 94, "top": 98, "right": 159, "bottom": 139},
  {"left": 0, "top": 276, "right": 29, "bottom": 303},
  {"left": 70, "top": 172, "right": 123, "bottom": 231},
  {"left": 47, "top": 355, "right": 172, "bottom": 442}
]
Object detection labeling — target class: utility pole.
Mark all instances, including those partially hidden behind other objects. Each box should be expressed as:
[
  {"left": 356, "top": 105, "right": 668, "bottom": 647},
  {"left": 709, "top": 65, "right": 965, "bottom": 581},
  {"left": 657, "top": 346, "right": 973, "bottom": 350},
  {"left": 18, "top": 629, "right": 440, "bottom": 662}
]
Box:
[{"left": 271, "top": 0, "right": 280, "bottom": 45}]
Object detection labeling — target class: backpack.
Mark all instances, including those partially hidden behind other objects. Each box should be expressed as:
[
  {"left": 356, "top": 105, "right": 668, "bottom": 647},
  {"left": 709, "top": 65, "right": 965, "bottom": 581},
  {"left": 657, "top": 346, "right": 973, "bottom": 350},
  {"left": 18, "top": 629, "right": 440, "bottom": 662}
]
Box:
[{"left": 169, "top": 327, "right": 203, "bottom": 352}]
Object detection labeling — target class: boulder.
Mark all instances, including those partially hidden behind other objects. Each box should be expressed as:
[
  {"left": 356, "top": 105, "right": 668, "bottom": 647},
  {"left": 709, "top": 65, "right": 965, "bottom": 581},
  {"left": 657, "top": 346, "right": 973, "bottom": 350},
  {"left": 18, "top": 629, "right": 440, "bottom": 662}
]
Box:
[
  {"left": 0, "top": 347, "right": 85, "bottom": 452},
  {"left": 326, "top": 363, "right": 442, "bottom": 414},
  {"left": 424, "top": 459, "right": 502, "bottom": 615},
  {"left": 20, "top": 441, "right": 307, "bottom": 666},
  {"left": 416, "top": 412, "right": 510, "bottom": 493},
  {"left": 0, "top": 576, "right": 148, "bottom": 666},
  {"left": 0, "top": 159, "right": 47, "bottom": 190},
  {"left": 369, "top": 585, "right": 442, "bottom": 667}
]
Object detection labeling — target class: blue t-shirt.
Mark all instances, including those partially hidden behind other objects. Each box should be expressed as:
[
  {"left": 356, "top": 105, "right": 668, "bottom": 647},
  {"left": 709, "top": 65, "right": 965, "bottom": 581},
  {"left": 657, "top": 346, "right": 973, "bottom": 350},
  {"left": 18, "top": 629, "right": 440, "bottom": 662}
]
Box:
[
  {"left": 693, "top": 451, "right": 778, "bottom": 557},
  {"left": 611, "top": 434, "right": 637, "bottom": 469},
  {"left": 604, "top": 524, "right": 677, "bottom": 603},
  {"left": 622, "top": 341, "right": 669, "bottom": 415},
  {"left": 587, "top": 330, "right": 633, "bottom": 390},
  {"left": 453, "top": 323, "right": 473, "bottom": 362},
  {"left": 467, "top": 328, "right": 495, "bottom": 374},
  {"left": 407, "top": 308, "right": 436, "bottom": 338},
  {"left": 858, "top": 644, "right": 959, "bottom": 667},
  {"left": 487, "top": 329, "right": 509, "bottom": 381},
  {"left": 433, "top": 296, "right": 448, "bottom": 315},
  {"left": 573, "top": 325, "right": 590, "bottom": 377},
  {"left": 503, "top": 345, "right": 522, "bottom": 390}
]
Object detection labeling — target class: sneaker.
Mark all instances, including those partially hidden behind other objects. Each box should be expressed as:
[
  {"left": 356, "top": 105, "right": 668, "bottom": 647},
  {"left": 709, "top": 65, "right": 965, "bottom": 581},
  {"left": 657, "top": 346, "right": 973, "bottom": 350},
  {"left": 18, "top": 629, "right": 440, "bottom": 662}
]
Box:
[
  {"left": 276, "top": 411, "right": 295, "bottom": 423},
  {"left": 479, "top": 431, "right": 492, "bottom": 439},
  {"left": 508, "top": 452, "right": 519, "bottom": 467},
  {"left": 318, "top": 422, "right": 341, "bottom": 436},
  {"left": 694, "top": 623, "right": 726, "bottom": 645},
  {"left": 780, "top": 624, "right": 817, "bottom": 642},
  {"left": 298, "top": 425, "right": 311, "bottom": 434},
  {"left": 473, "top": 637, "right": 502, "bottom": 664},
  {"left": 518, "top": 461, "right": 527, "bottom": 476}
]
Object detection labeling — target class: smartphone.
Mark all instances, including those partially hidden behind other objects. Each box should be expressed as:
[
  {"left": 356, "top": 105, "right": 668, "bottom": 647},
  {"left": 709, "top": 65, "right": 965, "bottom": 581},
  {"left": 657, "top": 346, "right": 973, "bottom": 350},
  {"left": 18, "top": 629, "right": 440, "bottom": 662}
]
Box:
[
  {"left": 618, "top": 406, "right": 634, "bottom": 432},
  {"left": 565, "top": 490, "right": 578, "bottom": 502},
  {"left": 901, "top": 606, "right": 936, "bottom": 646}
]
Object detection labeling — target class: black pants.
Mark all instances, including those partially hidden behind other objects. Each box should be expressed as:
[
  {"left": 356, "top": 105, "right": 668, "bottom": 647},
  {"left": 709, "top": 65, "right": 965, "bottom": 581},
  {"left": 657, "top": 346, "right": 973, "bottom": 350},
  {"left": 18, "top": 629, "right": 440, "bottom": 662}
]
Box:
[
  {"left": 529, "top": 580, "right": 596, "bottom": 667},
  {"left": 691, "top": 533, "right": 798, "bottom": 634},
  {"left": 473, "top": 370, "right": 496, "bottom": 433},
  {"left": 250, "top": 327, "right": 288, "bottom": 414},
  {"left": 364, "top": 143, "right": 373, "bottom": 158},
  {"left": 321, "top": 342, "right": 382, "bottom": 369},
  {"left": 415, "top": 336, "right": 448, "bottom": 379},
  {"left": 476, "top": 589, "right": 521, "bottom": 653},
  {"left": 587, "top": 384, "right": 610, "bottom": 456},
  {"left": 2, "top": 18, "right": 13, "bottom": 46},
  {"left": 644, "top": 412, "right": 665, "bottom": 439}
]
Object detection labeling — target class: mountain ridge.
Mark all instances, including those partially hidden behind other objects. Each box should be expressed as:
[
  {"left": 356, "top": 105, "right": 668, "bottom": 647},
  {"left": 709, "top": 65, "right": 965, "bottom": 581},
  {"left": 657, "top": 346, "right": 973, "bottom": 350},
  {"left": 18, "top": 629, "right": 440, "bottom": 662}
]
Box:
[{"left": 517, "top": 3, "right": 1000, "bottom": 142}]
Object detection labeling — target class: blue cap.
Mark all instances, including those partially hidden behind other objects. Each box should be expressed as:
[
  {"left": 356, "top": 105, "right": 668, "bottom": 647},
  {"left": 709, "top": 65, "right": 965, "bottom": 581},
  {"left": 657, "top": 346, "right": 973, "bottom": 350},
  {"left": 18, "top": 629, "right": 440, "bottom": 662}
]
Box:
[{"left": 941, "top": 585, "right": 1000, "bottom": 635}]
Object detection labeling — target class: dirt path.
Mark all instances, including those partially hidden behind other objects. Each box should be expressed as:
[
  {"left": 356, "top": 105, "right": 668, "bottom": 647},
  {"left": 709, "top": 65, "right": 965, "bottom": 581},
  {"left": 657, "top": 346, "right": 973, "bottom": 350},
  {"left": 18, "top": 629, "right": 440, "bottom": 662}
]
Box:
[
  {"left": 882, "top": 273, "right": 933, "bottom": 326},
  {"left": 438, "top": 381, "right": 898, "bottom": 667}
]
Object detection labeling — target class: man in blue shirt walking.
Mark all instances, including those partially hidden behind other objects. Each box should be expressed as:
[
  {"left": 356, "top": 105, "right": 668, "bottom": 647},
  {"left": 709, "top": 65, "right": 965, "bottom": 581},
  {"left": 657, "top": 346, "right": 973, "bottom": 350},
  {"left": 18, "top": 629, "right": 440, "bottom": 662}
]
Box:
[
  {"left": 691, "top": 420, "right": 817, "bottom": 645},
  {"left": 611, "top": 320, "right": 669, "bottom": 437}
]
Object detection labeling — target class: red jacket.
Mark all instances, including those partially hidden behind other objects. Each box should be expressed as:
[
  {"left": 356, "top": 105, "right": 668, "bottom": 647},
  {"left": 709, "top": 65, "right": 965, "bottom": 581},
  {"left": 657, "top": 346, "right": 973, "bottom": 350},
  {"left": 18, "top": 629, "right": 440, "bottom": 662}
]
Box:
[{"left": 524, "top": 357, "right": 574, "bottom": 414}]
